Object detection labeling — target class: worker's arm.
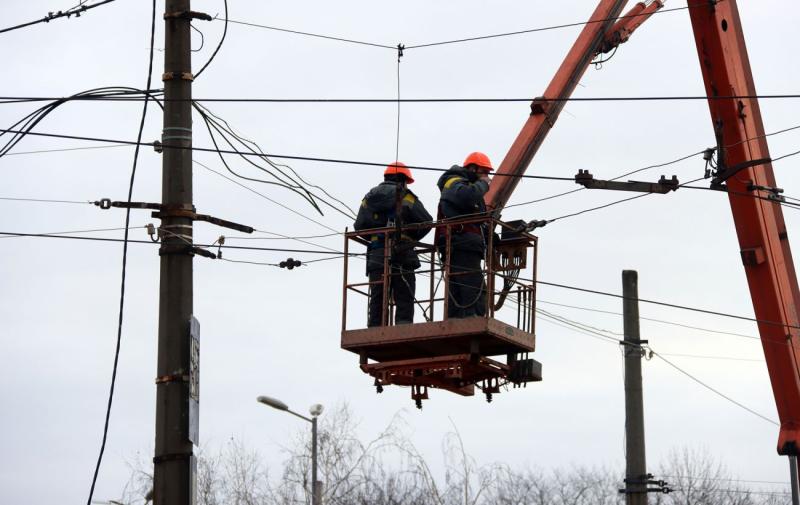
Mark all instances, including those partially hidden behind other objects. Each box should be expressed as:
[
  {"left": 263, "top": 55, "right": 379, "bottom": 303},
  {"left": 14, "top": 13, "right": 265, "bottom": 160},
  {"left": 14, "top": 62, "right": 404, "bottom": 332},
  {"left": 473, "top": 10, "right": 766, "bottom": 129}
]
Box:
[
  {"left": 402, "top": 191, "right": 433, "bottom": 240},
  {"left": 353, "top": 198, "right": 372, "bottom": 231},
  {"left": 443, "top": 176, "right": 490, "bottom": 213}
]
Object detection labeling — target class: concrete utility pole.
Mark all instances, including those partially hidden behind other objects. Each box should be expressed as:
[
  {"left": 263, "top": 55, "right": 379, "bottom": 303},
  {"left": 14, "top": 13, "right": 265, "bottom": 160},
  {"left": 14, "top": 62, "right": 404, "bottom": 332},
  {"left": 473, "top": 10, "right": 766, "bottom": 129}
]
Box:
[
  {"left": 622, "top": 270, "right": 648, "bottom": 505},
  {"left": 153, "top": 0, "right": 196, "bottom": 503}
]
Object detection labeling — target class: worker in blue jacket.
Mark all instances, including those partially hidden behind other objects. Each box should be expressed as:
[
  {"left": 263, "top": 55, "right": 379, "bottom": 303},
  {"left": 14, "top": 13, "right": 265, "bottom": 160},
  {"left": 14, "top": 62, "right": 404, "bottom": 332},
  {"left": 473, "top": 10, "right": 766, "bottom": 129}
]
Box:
[
  {"left": 354, "top": 162, "right": 433, "bottom": 327},
  {"left": 436, "top": 152, "right": 493, "bottom": 318}
]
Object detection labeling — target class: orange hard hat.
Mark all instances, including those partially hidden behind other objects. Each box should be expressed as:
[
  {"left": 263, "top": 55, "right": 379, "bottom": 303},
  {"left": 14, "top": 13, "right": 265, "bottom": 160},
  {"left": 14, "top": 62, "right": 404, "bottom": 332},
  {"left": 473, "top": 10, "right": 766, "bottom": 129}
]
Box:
[
  {"left": 463, "top": 152, "right": 493, "bottom": 171},
  {"left": 384, "top": 161, "right": 415, "bottom": 184}
]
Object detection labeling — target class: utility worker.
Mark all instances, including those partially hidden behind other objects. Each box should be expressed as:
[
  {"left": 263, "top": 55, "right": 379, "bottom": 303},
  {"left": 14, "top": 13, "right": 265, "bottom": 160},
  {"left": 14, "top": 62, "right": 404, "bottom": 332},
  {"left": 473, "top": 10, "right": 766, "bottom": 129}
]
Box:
[
  {"left": 354, "top": 162, "right": 433, "bottom": 327},
  {"left": 436, "top": 152, "right": 493, "bottom": 318}
]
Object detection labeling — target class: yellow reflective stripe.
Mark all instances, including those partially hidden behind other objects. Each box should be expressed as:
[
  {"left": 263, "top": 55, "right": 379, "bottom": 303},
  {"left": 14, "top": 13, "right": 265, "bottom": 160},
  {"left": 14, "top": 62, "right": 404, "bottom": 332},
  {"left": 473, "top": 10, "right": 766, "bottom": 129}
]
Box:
[
  {"left": 443, "top": 176, "right": 461, "bottom": 189},
  {"left": 403, "top": 193, "right": 416, "bottom": 204},
  {"left": 360, "top": 199, "right": 367, "bottom": 208}
]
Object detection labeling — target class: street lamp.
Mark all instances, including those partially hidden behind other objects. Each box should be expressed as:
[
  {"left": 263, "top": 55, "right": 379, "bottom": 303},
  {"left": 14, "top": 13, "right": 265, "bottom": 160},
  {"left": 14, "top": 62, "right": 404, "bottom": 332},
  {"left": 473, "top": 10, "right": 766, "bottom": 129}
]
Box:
[{"left": 257, "top": 395, "right": 324, "bottom": 505}]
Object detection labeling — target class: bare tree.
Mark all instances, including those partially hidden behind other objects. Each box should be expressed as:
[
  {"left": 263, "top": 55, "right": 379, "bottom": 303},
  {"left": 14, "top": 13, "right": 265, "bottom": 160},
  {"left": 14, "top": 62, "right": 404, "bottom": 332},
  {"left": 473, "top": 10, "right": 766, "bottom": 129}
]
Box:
[{"left": 120, "top": 411, "right": 790, "bottom": 505}]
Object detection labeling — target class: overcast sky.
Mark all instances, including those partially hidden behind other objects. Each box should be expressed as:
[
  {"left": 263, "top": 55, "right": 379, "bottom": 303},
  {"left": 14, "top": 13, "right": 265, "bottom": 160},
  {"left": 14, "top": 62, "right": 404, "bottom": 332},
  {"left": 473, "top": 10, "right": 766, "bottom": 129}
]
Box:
[{"left": 2, "top": 1, "right": 800, "bottom": 503}]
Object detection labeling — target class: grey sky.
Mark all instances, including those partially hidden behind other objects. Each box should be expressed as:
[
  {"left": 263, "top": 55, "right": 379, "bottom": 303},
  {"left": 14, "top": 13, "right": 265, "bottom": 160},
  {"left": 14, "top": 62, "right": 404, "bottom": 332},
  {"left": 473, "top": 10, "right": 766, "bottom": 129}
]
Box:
[{"left": 1, "top": 1, "right": 799, "bottom": 503}]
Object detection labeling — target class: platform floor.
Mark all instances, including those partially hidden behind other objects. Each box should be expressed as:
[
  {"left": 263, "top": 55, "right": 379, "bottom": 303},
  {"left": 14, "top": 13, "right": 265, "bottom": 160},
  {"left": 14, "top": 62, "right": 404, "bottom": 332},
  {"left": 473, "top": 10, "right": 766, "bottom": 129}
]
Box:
[{"left": 341, "top": 317, "right": 535, "bottom": 362}]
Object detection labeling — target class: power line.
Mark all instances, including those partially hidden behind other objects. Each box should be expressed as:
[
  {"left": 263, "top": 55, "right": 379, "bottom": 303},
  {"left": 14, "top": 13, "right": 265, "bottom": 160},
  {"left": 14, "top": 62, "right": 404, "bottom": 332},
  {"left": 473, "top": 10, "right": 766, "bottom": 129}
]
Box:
[
  {"left": 651, "top": 351, "right": 778, "bottom": 426},
  {"left": 2, "top": 144, "right": 132, "bottom": 156},
  {"left": 0, "top": 0, "right": 118, "bottom": 35},
  {"left": 671, "top": 487, "right": 790, "bottom": 497},
  {"left": 533, "top": 302, "right": 776, "bottom": 425},
  {"left": 663, "top": 475, "right": 790, "bottom": 486},
  {"left": 0, "top": 196, "right": 91, "bottom": 205},
  {"left": 539, "top": 304, "right": 778, "bottom": 425},
  {"left": 86, "top": 1, "right": 155, "bottom": 504},
  {"left": 0, "top": 231, "right": 352, "bottom": 256},
  {"left": 505, "top": 123, "right": 800, "bottom": 210},
  {"left": 533, "top": 278, "right": 800, "bottom": 331},
  {"left": 218, "top": 3, "right": 691, "bottom": 52},
  {"left": 193, "top": 101, "right": 358, "bottom": 220},
  {"left": 537, "top": 299, "right": 759, "bottom": 340},
  {"left": 7, "top": 224, "right": 787, "bottom": 330},
  {"left": 405, "top": 4, "right": 694, "bottom": 50},
  {"left": 538, "top": 306, "right": 762, "bottom": 361},
  {"left": 223, "top": 18, "right": 395, "bottom": 50},
  {"left": 546, "top": 192, "right": 650, "bottom": 222},
  {"left": 0, "top": 225, "right": 137, "bottom": 239},
  {"left": 219, "top": 257, "right": 280, "bottom": 268},
  {"left": 0, "top": 127, "right": 576, "bottom": 181},
  {"left": 657, "top": 352, "right": 762, "bottom": 363},
  {"left": 227, "top": 231, "right": 341, "bottom": 240},
  {"left": 250, "top": 229, "right": 340, "bottom": 253},
  {"left": 193, "top": 159, "right": 340, "bottom": 233},
  {"left": 4, "top": 93, "right": 800, "bottom": 104},
  {"left": 194, "top": 0, "right": 227, "bottom": 79},
  {"left": 537, "top": 312, "right": 620, "bottom": 346}
]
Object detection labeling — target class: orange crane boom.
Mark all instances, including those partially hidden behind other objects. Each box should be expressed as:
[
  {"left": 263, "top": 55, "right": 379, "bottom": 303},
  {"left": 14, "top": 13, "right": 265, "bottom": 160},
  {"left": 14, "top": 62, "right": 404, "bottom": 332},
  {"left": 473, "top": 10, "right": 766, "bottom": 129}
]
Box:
[
  {"left": 688, "top": 1, "right": 800, "bottom": 455},
  {"left": 485, "top": 0, "right": 663, "bottom": 212},
  {"left": 483, "top": 0, "right": 800, "bottom": 455}
]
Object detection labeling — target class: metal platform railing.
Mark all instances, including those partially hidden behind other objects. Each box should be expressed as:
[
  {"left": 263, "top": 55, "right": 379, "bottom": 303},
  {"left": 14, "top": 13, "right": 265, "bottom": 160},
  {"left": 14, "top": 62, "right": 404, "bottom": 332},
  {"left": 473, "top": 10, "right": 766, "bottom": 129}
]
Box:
[{"left": 341, "top": 215, "right": 538, "bottom": 336}]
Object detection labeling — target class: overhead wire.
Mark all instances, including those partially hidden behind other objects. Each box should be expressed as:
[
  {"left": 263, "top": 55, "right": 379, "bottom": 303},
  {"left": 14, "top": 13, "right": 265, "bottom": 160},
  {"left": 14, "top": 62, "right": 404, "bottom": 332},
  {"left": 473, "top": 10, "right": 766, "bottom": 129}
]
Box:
[
  {"left": 0, "top": 126, "right": 576, "bottom": 181},
  {"left": 0, "top": 196, "right": 91, "bottom": 205},
  {"left": 193, "top": 101, "right": 357, "bottom": 219},
  {"left": 0, "top": 231, "right": 353, "bottom": 256},
  {"left": 227, "top": 231, "right": 341, "bottom": 240},
  {"left": 537, "top": 299, "right": 759, "bottom": 340},
  {"left": 662, "top": 475, "right": 790, "bottom": 486},
  {"left": 0, "top": 0, "right": 118, "bottom": 35},
  {"left": 4, "top": 93, "right": 800, "bottom": 104},
  {"left": 222, "top": 18, "right": 395, "bottom": 50},
  {"left": 215, "top": 2, "right": 692, "bottom": 52},
  {"left": 0, "top": 225, "right": 139, "bottom": 239},
  {"left": 194, "top": 104, "right": 328, "bottom": 214},
  {"left": 9, "top": 220, "right": 788, "bottom": 332},
  {"left": 395, "top": 46, "right": 402, "bottom": 162},
  {"left": 86, "top": 1, "right": 156, "bottom": 504},
  {"left": 505, "top": 123, "right": 800, "bottom": 210},
  {"left": 532, "top": 300, "right": 778, "bottom": 425},
  {"left": 650, "top": 351, "right": 778, "bottom": 426},
  {"left": 0, "top": 88, "right": 162, "bottom": 159},
  {"left": 656, "top": 352, "right": 762, "bottom": 363},
  {"left": 194, "top": 0, "right": 227, "bottom": 79},
  {"left": 403, "top": 3, "right": 694, "bottom": 50},
  {"left": 533, "top": 277, "right": 800, "bottom": 330},
  {"left": 3, "top": 143, "right": 132, "bottom": 156},
  {"left": 192, "top": 159, "right": 340, "bottom": 233}
]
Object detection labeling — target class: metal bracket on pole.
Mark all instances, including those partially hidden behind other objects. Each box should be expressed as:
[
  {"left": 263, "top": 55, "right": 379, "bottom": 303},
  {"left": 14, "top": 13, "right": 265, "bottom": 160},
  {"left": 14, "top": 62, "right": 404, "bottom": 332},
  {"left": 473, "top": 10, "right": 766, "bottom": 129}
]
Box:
[
  {"left": 94, "top": 197, "right": 254, "bottom": 234},
  {"left": 575, "top": 170, "right": 679, "bottom": 194},
  {"left": 163, "top": 10, "right": 212, "bottom": 21},
  {"left": 710, "top": 157, "right": 772, "bottom": 189},
  {"left": 618, "top": 473, "right": 672, "bottom": 494},
  {"left": 162, "top": 72, "right": 194, "bottom": 82}
]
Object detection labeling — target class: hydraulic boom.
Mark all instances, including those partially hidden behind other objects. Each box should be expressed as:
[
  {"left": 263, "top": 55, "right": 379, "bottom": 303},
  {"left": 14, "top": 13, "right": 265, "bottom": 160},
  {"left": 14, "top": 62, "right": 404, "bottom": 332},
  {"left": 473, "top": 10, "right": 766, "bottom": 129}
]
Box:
[{"left": 483, "top": 0, "right": 800, "bottom": 455}]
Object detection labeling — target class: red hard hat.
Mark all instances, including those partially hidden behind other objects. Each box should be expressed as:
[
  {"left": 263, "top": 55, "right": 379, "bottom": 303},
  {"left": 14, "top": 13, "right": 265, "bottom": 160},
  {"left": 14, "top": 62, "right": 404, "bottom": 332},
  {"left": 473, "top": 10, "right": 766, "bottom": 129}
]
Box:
[
  {"left": 463, "top": 152, "right": 494, "bottom": 172},
  {"left": 384, "top": 161, "right": 415, "bottom": 184}
]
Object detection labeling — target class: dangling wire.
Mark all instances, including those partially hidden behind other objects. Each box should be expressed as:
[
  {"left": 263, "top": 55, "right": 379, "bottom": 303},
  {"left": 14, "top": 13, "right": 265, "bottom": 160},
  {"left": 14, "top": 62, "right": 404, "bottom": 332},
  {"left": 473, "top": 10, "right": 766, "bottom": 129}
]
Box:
[
  {"left": 395, "top": 43, "right": 404, "bottom": 162},
  {"left": 592, "top": 45, "right": 618, "bottom": 69}
]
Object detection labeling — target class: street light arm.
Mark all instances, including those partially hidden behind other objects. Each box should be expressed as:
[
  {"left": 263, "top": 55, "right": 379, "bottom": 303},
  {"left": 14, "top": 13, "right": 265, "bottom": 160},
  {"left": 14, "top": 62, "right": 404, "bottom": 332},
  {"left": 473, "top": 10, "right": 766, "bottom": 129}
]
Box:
[{"left": 286, "top": 408, "right": 313, "bottom": 423}]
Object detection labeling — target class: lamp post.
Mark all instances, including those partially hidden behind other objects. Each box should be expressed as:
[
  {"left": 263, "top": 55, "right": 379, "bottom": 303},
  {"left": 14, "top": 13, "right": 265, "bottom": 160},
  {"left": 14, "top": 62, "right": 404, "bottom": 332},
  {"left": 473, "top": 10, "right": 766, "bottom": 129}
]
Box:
[{"left": 257, "top": 395, "right": 324, "bottom": 505}]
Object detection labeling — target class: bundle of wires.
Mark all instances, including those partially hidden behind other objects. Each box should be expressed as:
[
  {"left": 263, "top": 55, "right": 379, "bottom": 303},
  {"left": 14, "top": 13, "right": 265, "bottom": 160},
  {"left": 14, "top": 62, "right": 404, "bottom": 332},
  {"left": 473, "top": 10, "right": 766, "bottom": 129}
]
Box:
[
  {"left": 192, "top": 100, "right": 357, "bottom": 220},
  {"left": 0, "top": 87, "right": 163, "bottom": 157}
]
